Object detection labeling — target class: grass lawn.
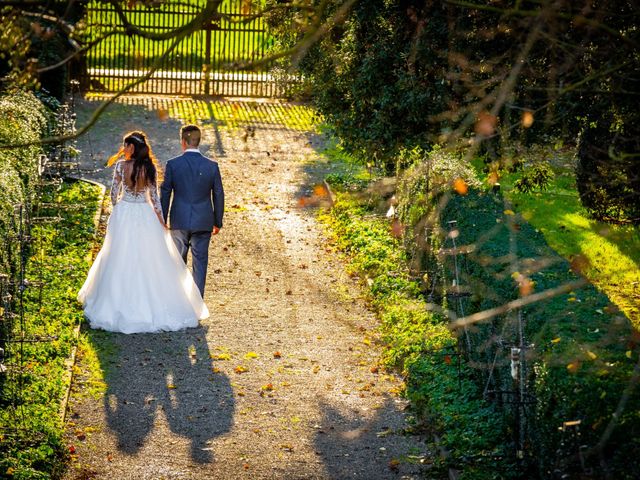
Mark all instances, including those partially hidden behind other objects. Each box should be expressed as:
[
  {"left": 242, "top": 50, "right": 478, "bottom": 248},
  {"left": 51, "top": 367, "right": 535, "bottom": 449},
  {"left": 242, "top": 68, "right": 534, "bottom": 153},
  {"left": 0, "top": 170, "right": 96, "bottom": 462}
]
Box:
[
  {"left": 0, "top": 180, "right": 103, "bottom": 478},
  {"left": 495, "top": 160, "right": 640, "bottom": 325}
]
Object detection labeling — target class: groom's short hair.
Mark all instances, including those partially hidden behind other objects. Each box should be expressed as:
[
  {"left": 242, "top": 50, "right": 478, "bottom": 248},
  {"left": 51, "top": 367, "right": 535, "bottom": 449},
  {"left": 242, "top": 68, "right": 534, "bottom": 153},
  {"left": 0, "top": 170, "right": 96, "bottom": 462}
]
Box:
[{"left": 181, "top": 125, "right": 201, "bottom": 147}]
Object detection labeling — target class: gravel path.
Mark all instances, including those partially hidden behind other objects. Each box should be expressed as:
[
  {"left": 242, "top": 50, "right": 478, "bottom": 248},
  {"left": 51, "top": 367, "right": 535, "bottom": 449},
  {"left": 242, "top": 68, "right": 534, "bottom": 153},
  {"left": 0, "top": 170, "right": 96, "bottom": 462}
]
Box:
[{"left": 64, "top": 96, "right": 427, "bottom": 480}]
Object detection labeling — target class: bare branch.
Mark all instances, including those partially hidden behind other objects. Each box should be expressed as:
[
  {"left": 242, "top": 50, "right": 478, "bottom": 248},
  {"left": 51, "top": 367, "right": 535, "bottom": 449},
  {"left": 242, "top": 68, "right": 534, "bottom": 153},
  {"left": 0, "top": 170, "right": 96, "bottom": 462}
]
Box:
[
  {"left": 448, "top": 278, "right": 588, "bottom": 330},
  {"left": 232, "top": 0, "right": 358, "bottom": 71},
  {"left": 0, "top": 0, "right": 48, "bottom": 5},
  {"left": 18, "top": 10, "right": 75, "bottom": 36},
  {"left": 0, "top": 25, "right": 190, "bottom": 151},
  {"left": 217, "top": 2, "right": 317, "bottom": 25},
  {"left": 107, "top": 0, "right": 222, "bottom": 41}
]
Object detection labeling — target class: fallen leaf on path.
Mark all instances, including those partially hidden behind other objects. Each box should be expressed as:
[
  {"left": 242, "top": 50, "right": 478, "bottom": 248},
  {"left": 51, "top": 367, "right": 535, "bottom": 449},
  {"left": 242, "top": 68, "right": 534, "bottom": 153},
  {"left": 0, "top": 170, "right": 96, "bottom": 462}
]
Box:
[
  {"left": 212, "top": 353, "right": 231, "bottom": 360},
  {"left": 313, "top": 184, "right": 328, "bottom": 197},
  {"left": 156, "top": 109, "right": 169, "bottom": 121},
  {"left": 235, "top": 366, "right": 248, "bottom": 374}
]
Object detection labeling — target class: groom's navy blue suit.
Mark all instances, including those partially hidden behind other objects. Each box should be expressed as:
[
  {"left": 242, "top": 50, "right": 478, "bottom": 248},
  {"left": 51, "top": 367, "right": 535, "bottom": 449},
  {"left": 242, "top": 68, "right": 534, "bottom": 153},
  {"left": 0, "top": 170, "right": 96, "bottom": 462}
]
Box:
[{"left": 160, "top": 150, "right": 224, "bottom": 297}]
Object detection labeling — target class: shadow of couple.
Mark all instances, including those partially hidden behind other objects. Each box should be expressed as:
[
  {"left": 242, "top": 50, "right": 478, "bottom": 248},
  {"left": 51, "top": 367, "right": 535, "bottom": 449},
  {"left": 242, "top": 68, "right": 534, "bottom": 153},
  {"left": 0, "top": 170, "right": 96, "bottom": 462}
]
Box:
[{"left": 99, "top": 325, "right": 234, "bottom": 464}]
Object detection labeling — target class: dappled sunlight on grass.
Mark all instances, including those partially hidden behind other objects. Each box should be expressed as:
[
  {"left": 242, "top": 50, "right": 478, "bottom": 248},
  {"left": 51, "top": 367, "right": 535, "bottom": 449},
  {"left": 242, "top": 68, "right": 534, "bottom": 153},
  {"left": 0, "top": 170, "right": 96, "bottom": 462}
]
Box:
[
  {"left": 85, "top": 93, "right": 317, "bottom": 131},
  {"left": 558, "top": 212, "right": 640, "bottom": 322},
  {"left": 504, "top": 173, "right": 640, "bottom": 325}
]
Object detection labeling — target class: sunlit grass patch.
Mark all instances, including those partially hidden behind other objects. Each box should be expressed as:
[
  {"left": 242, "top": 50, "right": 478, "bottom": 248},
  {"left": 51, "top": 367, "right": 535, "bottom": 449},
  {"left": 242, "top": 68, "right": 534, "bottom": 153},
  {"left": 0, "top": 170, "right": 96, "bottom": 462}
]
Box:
[
  {"left": 73, "top": 330, "right": 118, "bottom": 399},
  {"left": 167, "top": 99, "right": 316, "bottom": 131},
  {"left": 496, "top": 163, "right": 640, "bottom": 324},
  {"left": 83, "top": 94, "right": 317, "bottom": 132}
]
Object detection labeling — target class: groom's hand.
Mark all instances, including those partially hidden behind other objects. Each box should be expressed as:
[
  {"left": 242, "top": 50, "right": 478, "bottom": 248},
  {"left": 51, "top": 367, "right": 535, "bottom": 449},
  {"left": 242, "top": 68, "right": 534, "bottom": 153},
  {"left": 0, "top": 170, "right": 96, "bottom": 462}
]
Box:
[{"left": 212, "top": 226, "right": 220, "bottom": 235}]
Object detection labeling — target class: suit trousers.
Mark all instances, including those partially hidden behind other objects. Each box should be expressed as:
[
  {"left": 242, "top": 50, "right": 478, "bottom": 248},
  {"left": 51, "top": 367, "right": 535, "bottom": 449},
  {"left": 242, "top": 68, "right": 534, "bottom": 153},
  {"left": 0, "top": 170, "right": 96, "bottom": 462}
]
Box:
[{"left": 170, "top": 229, "right": 212, "bottom": 298}]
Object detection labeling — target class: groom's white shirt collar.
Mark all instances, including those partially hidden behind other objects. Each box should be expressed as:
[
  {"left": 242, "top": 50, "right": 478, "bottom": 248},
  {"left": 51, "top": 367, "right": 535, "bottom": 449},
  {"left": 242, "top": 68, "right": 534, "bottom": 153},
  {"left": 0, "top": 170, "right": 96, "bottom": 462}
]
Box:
[{"left": 185, "top": 148, "right": 200, "bottom": 153}]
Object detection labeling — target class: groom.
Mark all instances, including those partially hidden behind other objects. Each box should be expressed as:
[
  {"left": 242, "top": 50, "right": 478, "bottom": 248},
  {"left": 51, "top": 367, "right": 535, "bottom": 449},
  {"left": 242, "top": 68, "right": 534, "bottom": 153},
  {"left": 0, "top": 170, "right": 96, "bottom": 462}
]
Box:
[{"left": 160, "top": 125, "right": 224, "bottom": 297}]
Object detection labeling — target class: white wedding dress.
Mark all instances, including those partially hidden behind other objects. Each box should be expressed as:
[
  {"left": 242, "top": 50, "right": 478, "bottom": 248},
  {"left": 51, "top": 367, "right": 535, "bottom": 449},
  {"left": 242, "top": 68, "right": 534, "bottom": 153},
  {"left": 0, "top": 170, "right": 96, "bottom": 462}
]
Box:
[{"left": 78, "top": 161, "right": 209, "bottom": 334}]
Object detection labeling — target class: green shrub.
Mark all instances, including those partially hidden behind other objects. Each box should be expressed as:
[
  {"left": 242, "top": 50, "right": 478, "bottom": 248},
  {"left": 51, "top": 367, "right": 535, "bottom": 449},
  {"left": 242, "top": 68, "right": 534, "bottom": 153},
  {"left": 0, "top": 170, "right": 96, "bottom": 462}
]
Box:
[
  {"left": 440, "top": 189, "right": 640, "bottom": 476},
  {"left": 513, "top": 162, "right": 555, "bottom": 194},
  {"left": 577, "top": 114, "right": 640, "bottom": 224},
  {"left": 396, "top": 144, "right": 481, "bottom": 283},
  {"left": 0, "top": 91, "right": 48, "bottom": 275},
  {"left": 324, "top": 160, "right": 639, "bottom": 477}
]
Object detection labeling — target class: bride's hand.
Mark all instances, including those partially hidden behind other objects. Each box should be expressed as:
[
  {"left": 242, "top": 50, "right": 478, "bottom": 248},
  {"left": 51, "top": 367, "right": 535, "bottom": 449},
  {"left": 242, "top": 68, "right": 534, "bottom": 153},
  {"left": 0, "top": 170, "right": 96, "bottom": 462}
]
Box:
[{"left": 156, "top": 213, "right": 167, "bottom": 229}]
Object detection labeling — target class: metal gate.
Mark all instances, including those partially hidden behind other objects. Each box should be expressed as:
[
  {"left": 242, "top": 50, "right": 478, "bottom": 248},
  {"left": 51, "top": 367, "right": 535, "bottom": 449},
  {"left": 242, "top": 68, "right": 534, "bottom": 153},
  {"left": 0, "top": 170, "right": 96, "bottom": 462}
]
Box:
[{"left": 79, "top": 0, "right": 291, "bottom": 97}]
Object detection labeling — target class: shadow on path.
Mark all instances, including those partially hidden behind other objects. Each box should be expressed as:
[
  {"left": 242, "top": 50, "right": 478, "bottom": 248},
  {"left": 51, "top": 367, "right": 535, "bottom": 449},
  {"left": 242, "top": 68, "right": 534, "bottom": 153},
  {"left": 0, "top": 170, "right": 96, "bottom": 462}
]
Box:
[
  {"left": 94, "top": 325, "right": 234, "bottom": 464},
  {"left": 313, "top": 398, "right": 422, "bottom": 479}
]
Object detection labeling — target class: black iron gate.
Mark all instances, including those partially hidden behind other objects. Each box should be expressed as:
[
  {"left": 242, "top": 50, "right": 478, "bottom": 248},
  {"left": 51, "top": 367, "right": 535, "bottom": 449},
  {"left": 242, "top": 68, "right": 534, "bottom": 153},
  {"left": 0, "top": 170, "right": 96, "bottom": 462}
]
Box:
[{"left": 80, "top": 0, "right": 290, "bottom": 97}]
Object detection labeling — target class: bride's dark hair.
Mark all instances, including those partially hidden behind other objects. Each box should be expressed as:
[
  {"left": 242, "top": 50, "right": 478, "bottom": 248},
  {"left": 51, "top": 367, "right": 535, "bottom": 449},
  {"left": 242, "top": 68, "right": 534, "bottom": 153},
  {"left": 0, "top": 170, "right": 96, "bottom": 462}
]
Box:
[{"left": 107, "top": 131, "right": 163, "bottom": 188}]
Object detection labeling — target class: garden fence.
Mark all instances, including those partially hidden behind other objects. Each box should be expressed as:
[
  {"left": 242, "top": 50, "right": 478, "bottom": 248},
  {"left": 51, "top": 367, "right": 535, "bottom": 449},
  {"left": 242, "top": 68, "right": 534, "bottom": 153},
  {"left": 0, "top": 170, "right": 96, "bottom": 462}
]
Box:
[{"left": 79, "top": 0, "right": 296, "bottom": 97}]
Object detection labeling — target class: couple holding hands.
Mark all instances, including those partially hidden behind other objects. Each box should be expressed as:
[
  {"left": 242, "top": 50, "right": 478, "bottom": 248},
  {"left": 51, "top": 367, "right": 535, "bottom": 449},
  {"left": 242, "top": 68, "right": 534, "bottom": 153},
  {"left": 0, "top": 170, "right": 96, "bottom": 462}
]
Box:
[{"left": 78, "top": 125, "right": 224, "bottom": 334}]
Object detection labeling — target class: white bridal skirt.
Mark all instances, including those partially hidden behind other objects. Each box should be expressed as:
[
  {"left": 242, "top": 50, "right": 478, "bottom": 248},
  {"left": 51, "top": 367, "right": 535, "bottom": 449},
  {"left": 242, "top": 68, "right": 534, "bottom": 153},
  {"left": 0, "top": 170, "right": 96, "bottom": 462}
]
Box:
[{"left": 78, "top": 199, "right": 209, "bottom": 334}]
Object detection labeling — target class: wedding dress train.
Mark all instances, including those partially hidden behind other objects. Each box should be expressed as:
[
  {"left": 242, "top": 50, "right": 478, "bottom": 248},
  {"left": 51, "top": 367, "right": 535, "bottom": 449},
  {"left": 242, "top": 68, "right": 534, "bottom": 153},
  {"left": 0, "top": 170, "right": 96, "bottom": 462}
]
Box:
[{"left": 78, "top": 161, "right": 209, "bottom": 334}]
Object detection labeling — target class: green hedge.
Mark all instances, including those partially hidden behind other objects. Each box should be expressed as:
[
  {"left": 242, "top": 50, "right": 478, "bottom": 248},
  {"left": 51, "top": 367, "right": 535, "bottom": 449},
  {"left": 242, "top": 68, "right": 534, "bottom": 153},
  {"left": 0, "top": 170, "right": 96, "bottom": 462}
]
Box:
[
  {"left": 0, "top": 89, "right": 103, "bottom": 478},
  {"left": 0, "top": 91, "right": 47, "bottom": 275}
]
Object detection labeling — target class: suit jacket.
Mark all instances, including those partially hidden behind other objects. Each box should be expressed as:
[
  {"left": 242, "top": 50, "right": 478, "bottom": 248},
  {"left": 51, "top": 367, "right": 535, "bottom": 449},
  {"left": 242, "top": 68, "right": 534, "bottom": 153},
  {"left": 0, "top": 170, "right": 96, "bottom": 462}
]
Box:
[{"left": 160, "top": 151, "right": 224, "bottom": 231}]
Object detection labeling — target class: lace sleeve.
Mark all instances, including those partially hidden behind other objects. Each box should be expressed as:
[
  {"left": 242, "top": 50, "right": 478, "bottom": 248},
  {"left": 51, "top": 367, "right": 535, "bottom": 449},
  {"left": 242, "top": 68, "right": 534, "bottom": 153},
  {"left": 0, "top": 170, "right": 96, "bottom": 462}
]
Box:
[
  {"left": 148, "top": 183, "right": 163, "bottom": 218},
  {"left": 110, "top": 161, "right": 123, "bottom": 205}
]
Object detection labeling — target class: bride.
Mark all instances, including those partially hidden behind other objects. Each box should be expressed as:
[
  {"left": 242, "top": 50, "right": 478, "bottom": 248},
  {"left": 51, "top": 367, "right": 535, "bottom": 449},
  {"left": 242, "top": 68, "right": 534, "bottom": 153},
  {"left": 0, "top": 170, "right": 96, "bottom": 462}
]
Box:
[{"left": 78, "top": 131, "right": 209, "bottom": 334}]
